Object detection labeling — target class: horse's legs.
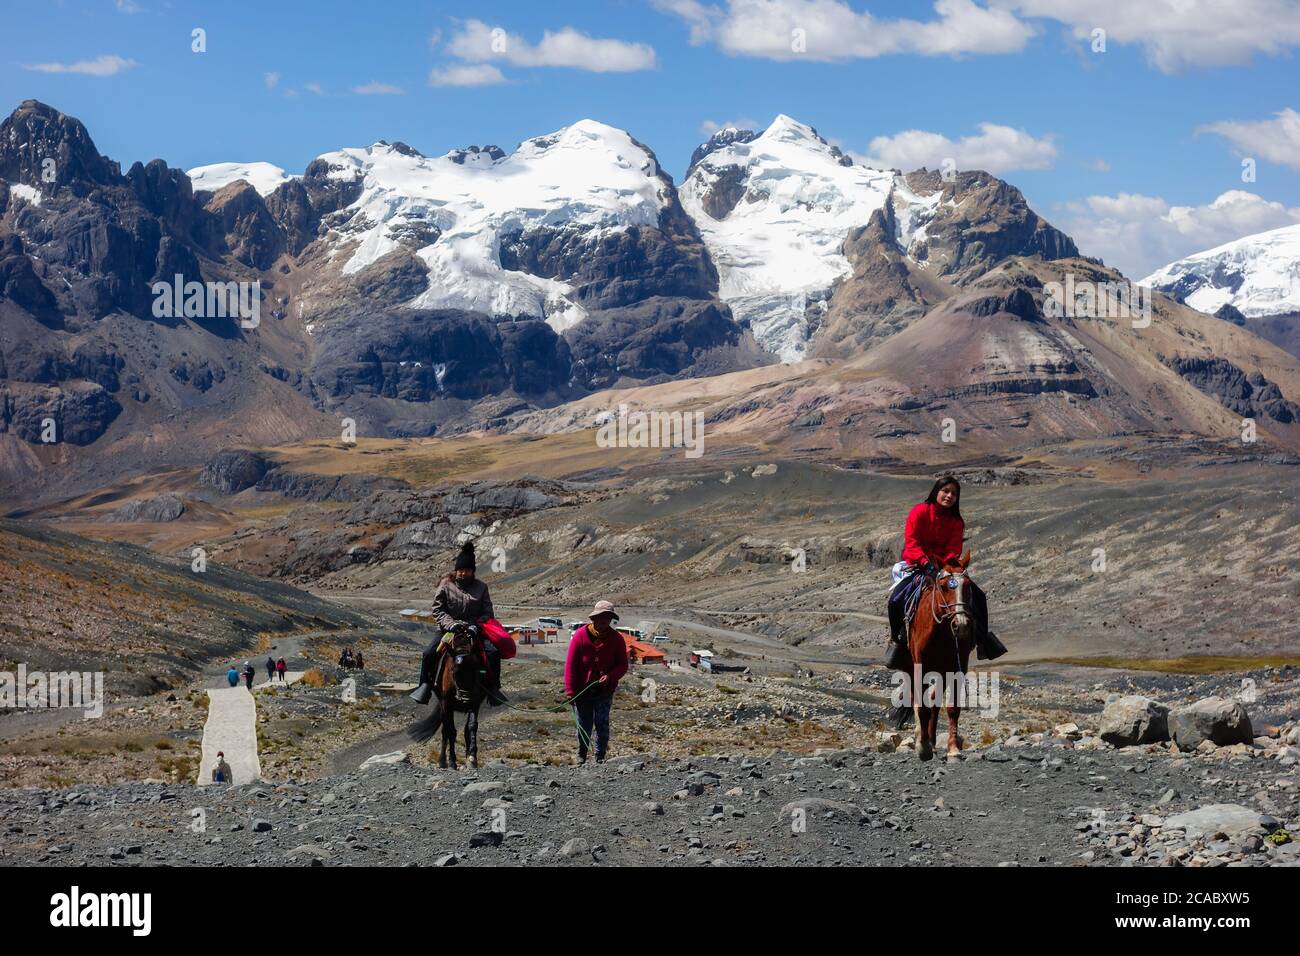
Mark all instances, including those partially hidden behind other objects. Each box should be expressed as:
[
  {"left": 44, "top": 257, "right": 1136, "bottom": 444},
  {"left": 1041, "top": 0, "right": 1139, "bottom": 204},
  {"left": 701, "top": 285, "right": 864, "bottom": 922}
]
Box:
[
  {"left": 465, "top": 707, "right": 479, "bottom": 770},
  {"left": 946, "top": 703, "right": 963, "bottom": 757},
  {"left": 916, "top": 703, "right": 934, "bottom": 761},
  {"left": 442, "top": 702, "right": 457, "bottom": 770}
]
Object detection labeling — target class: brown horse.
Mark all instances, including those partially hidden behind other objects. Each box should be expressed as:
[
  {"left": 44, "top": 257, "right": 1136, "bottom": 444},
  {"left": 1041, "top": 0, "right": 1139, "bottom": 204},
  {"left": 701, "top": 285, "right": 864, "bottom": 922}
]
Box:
[
  {"left": 433, "top": 630, "right": 488, "bottom": 770},
  {"left": 906, "top": 551, "right": 976, "bottom": 761}
]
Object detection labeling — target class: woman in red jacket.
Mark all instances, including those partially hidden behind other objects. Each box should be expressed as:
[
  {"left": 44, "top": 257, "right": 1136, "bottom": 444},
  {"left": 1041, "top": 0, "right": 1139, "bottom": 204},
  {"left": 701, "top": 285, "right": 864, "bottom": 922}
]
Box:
[
  {"left": 886, "top": 476, "right": 1002, "bottom": 667},
  {"left": 564, "top": 600, "right": 629, "bottom": 765}
]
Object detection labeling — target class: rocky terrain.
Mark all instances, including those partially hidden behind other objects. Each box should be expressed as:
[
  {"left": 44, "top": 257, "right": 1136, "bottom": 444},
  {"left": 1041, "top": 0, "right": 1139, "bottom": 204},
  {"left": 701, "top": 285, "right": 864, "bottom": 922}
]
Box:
[{"left": 2, "top": 655, "right": 1297, "bottom": 867}]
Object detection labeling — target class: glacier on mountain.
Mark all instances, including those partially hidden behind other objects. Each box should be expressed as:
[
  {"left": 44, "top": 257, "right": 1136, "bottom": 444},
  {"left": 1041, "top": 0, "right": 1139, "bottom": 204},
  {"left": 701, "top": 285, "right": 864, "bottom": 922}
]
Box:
[{"left": 1143, "top": 222, "right": 1300, "bottom": 319}]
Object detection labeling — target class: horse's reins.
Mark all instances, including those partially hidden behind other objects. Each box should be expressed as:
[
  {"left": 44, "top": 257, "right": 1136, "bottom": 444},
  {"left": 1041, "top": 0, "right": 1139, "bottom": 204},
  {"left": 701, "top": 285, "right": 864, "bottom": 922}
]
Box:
[{"left": 931, "top": 570, "right": 973, "bottom": 672}]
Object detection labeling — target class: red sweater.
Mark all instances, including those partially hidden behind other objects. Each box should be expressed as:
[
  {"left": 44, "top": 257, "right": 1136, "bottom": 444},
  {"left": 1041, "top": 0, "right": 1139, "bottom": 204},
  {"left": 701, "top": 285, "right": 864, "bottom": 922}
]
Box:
[
  {"left": 564, "top": 625, "right": 629, "bottom": 700},
  {"left": 901, "top": 501, "right": 964, "bottom": 567}
]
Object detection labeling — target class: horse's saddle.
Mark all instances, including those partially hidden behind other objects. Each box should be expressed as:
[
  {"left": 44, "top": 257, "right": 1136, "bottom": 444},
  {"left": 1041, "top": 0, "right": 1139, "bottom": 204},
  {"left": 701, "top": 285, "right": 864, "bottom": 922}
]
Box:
[{"left": 437, "top": 634, "right": 486, "bottom": 705}]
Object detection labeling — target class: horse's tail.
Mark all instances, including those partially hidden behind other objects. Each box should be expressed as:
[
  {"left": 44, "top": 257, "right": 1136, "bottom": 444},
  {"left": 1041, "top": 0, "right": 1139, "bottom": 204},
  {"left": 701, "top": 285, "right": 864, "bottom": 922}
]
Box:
[
  {"left": 888, "top": 704, "right": 914, "bottom": 730},
  {"left": 406, "top": 701, "right": 443, "bottom": 743}
]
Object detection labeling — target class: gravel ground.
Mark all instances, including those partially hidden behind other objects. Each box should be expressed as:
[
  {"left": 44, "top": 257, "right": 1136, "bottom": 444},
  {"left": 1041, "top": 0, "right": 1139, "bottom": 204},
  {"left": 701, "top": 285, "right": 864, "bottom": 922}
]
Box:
[{"left": 2, "top": 732, "right": 1296, "bottom": 867}]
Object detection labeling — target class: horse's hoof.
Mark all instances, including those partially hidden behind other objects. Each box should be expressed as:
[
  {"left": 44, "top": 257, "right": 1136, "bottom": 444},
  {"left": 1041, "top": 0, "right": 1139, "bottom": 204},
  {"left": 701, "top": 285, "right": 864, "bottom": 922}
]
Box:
[
  {"left": 918, "top": 743, "right": 934, "bottom": 762},
  {"left": 468, "top": 756, "right": 478, "bottom": 770}
]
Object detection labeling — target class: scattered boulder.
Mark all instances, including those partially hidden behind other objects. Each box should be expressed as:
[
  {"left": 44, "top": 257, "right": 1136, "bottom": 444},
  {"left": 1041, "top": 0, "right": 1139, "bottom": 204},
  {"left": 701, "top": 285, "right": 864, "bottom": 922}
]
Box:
[
  {"left": 1098, "top": 695, "right": 1169, "bottom": 747},
  {"left": 1163, "top": 804, "right": 1280, "bottom": 838},
  {"left": 559, "top": 838, "right": 590, "bottom": 859},
  {"left": 358, "top": 751, "right": 410, "bottom": 771},
  {"left": 1169, "top": 697, "right": 1253, "bottom": 751},
  {"left": 776, "top": 798, "right": 867, "bottom": 825}
]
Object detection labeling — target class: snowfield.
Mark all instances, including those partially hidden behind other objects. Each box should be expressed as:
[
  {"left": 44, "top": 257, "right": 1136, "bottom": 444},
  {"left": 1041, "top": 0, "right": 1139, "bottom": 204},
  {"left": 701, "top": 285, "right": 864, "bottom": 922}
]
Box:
[
  {"left": 187, "top": 161, "right": 292, "bottom": 197},
  {"left": 1143, "top": 222, "right": 1300, "bottom": 319},
  {"left": 680, "top": 115, "right": 900, "bottom": 362},
  {"left": 311, "top": 120, "right": 668, "bottom": 333}
]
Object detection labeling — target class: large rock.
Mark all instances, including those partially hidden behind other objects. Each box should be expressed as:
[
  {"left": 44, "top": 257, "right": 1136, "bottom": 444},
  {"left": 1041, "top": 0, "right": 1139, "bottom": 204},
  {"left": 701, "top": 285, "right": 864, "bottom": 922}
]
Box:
[
  {"left": 1098, "top": 695, "right": 1169, "bottom": 747},
  {"left": 101, "top": 493, "right": 185, "bottom": 523},
  {"left": 199, "top": 449, "right": 271, "bottom": 494},
  {"left": 1163, "top": 804, "right": 1280, "bottom": 838},
  {"left": 1169, "top": 697, "right": 1253, "bottom": 751},
  {"left": 358, "top": 751, "right": 409, "bottom": 771}
]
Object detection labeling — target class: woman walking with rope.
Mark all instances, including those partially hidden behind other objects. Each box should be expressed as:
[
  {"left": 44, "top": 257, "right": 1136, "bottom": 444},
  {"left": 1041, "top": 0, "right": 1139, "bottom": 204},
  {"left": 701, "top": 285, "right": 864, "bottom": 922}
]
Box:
[{"left": 564, "top": 601, "right": 629, "bottom": 765}]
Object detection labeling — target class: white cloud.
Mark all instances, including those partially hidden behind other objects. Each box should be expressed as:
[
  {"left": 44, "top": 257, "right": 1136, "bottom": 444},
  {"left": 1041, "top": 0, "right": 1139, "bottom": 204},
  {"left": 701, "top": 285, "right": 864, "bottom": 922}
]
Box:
[
  {"left": 1197, "top": 108, "right": 1300, "bottom": 172},
  {"left": 22, "top": 54, "right": 138, "bottom": 76},
  {"left": 115, "top": 0, "right": 143, "bottom": 13},
  {"left": 305, "top": 83, "right": 324, "bottom": 95},
  {"left": 263, "top": 71, "right": 280, "bottom": 91},
  {"left": 654, "top": 0, "right": 1034, "bottom": 61},
  {"left": 655, "top": 0, "right": 1300, "bottom": 70},
  {"left": 429, "top": 63, "right": 508, "bottom": 87},
  {"left": 861, "top": 123, "right": 1057, "bottom": 173},
  {"left": 700, "top": 117, "right": 762, "bottom": 135},
  {"left": 999, "top": 0, "right": 1300, "bottom": 72},
  {"left": 1058, "top": 189, "right": 1300, "bottom": 278},
  {"left": 352, "top": 82, "right": 405, "bottom": 95},
  {"left": 446, "top": 19, "right": 657, "bottom": 71}
]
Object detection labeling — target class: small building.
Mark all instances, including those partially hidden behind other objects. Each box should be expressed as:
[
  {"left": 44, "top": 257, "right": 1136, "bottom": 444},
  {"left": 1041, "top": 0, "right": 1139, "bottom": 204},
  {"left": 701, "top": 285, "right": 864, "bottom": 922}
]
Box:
[
  {"left": 509, "top": 625, "right": 546, "bottom": 645},
  {"left": 689, "top": 649, "right": 714, "bottom": 671},
  {"left": 622, "top": 634, "right": 666, "bottom": 664}
]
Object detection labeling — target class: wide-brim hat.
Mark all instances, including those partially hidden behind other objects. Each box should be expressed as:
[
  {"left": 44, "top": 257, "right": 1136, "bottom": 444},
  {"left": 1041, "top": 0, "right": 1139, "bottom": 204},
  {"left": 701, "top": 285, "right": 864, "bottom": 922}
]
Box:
[{"left": 588, "top": 600, "right": 619, "bottom": 621}]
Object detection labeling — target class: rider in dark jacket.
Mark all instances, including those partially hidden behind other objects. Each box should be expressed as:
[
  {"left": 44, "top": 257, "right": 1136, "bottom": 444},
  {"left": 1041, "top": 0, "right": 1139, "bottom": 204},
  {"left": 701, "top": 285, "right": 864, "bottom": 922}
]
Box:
[{"left": 409, "top": 542, "right": 506, "bottom": 706}]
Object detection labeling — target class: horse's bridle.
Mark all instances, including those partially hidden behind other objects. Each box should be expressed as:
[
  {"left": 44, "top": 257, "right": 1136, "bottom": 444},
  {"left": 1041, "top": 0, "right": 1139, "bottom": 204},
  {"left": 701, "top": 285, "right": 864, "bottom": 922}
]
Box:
[{"left": 929, "top": 568, "right": 973, "bottom": 633}]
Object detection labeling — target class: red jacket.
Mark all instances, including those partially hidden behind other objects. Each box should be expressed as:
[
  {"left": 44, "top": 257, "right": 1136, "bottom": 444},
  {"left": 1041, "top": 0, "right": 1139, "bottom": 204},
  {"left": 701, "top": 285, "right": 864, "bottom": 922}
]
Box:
[
  {"left": 564, "top": 624, "right": 629, "bottom": 700},
  {"left": 901, "top": 501, "right": 964, "bottom": 567}
]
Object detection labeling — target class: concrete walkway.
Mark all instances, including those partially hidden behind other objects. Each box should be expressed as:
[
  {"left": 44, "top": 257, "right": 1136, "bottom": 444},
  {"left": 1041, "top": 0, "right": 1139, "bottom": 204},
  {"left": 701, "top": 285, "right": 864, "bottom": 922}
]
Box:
[{"left": 198, "top": 672, "right": 302, "bottom": 787}]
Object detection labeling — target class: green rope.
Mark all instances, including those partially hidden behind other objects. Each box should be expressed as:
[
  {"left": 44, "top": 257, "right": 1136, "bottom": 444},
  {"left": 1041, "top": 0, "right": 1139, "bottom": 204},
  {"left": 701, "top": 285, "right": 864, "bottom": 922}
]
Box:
[{"left": 567, "top": 680, "right": 603, "bottom": 753}]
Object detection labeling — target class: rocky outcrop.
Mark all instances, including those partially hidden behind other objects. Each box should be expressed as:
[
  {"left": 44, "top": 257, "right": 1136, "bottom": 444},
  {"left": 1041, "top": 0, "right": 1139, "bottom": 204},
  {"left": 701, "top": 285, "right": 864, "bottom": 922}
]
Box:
[
  {"left": 253, "top": 468, "right": 407, "bottom": 502},
  {"left": 199, "top": 449, "right": 272, "bottom": 494},
  {"left": 687, "top": 127, "right": 759, "bottom": 175},
  {"left": 264, "top": 159, "right": 363, "bottom": 256},
  {"left": 1166, "top": 356, "right": 1298, "bottom": 423},
  {"left": 1, "top": 380, "right": 121, "bottom": 445},
  {"left": 812, "top": 171, "right": 1077, "bottom": 358},
  {"left": 101, "top": 493, "right": 186, "bottom": 522},
  {"left": 200, "top": 180, "right": 284, "bottom": 270}
]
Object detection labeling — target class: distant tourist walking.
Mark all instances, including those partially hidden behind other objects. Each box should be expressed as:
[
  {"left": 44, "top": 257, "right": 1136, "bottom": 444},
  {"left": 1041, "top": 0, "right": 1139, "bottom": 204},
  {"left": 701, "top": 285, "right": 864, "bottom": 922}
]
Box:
[
  {"left": 226, "top": 665, "right": 239, "bottom": 688},
  {"left": 276, "top": 657, "right": 287, "bottom": 682},
  {"left": 564, "top": 600, "right": 628, "bottom": 765},
  {"left": 212, "top": 751, "right": 233, "bottom": 785},
  {"left": 243, "top": 661, "right": 255, "bottom": 690},
  {"left": 265, "top": 656, "right": 276, "bottom": 681}
]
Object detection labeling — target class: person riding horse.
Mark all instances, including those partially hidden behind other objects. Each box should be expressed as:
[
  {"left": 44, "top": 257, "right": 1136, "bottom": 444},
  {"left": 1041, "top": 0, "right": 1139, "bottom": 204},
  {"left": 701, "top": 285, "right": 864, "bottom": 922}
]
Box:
[
  {"left": 409, "top": 542, "right": 507, "bottom": 706},
  {"left": 886, "top": 476, "right": 1005, "bottom": 670}
]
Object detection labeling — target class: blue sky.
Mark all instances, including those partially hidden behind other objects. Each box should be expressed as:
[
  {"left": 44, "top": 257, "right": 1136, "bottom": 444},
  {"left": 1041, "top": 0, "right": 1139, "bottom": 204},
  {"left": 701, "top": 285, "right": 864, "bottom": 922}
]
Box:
[{"left": 4, "top": 0, "right": 1300, "bottom": 276}]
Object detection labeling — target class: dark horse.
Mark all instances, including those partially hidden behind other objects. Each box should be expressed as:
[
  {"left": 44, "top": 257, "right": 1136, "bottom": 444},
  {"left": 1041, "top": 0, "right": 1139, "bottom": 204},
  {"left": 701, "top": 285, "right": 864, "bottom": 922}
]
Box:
[
  {"left": 905, "top": 551, "right": 976, "bottom": 761},
  {"left": 409, "top": 630, "right": 488, "bottom": 770}
]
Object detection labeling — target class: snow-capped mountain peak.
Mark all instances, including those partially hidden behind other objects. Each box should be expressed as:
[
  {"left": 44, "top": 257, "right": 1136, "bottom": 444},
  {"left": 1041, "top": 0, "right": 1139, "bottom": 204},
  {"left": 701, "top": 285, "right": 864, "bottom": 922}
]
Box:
[
  {"left": 680, "top": 114, "right": 896, "bottom": 361},
  {"left": 303, "top": 119, "right": 670, "bottom": 332},
  {"left": 1143, "top": 222, "right": 1300, "bottom": 319}
]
